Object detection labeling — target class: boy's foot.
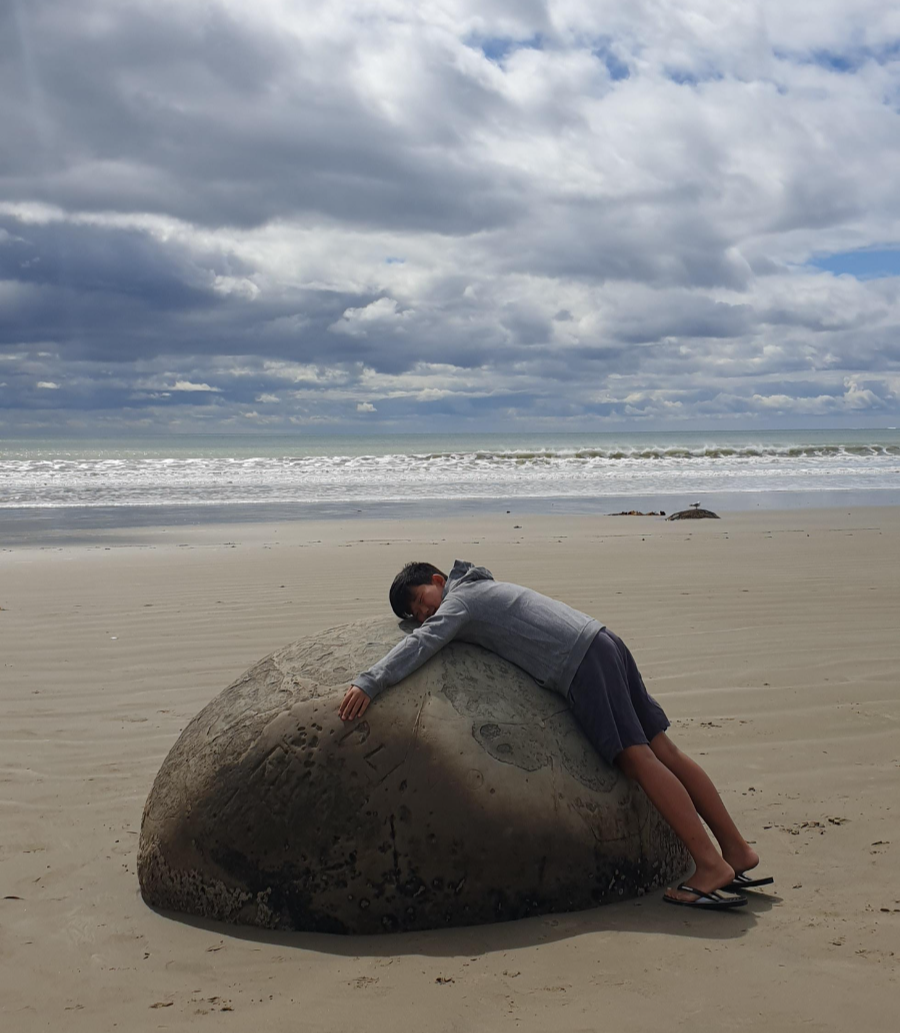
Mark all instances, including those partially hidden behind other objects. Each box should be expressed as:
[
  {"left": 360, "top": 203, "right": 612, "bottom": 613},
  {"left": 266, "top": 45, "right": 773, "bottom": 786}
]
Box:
[
  {"left": 723, "top": 872, "right": 774, "bottom": 891},
  {"left": 722, "top": 844, "right": 762, "bottom": 879},
  {"left": 664, "top": 857, "right": 736, "bottom": 905},
  {"left": 720, "top": 846, "right": 773, "bottom": 891}
]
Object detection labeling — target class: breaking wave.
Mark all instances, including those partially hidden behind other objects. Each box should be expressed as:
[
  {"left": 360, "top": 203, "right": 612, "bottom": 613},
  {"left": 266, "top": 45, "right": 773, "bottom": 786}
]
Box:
[{"left": 1, "top": 435, "right": 898, "bottom": 508}]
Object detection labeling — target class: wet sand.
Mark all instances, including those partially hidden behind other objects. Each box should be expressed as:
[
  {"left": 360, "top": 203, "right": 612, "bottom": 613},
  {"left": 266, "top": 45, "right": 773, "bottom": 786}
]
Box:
[{"left": 1, "top": 508, "right": 898, "bottom": 1031}]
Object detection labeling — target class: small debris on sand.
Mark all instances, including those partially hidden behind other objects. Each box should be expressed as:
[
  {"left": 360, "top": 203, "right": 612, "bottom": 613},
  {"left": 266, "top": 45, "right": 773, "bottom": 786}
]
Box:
[{"left": 609, "top": 510, "right": 665, "bottom": 516}]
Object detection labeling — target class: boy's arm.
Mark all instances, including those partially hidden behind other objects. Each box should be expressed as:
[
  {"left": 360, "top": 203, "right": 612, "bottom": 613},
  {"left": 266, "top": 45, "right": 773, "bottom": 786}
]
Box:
[{"left": 340, "top": 599, "right": 469, "bottom": 718}]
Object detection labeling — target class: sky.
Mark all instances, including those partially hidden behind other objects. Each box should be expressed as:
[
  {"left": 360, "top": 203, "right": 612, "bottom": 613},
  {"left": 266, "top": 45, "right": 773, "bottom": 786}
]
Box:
[{"left": 2, "top": 0, "right": 900, "bottom": 436}]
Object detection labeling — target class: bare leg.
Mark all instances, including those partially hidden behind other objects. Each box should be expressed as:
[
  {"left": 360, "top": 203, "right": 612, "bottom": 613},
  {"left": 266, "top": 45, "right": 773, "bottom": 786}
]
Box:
[
  {"left": 648, "top": 732, "right": 759, "bottom": 875},
  {"left": 616, "top": 744, "right": 735, "bottom": 901}
]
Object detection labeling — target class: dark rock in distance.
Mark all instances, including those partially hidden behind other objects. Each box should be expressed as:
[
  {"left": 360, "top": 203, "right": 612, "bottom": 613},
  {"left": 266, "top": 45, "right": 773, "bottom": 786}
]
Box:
[
  {"left": 138, "top": 617, "right": 689, "bottom": 934},
  {"left": 667, "top": 508, "right": 720, "bottom": 520}
]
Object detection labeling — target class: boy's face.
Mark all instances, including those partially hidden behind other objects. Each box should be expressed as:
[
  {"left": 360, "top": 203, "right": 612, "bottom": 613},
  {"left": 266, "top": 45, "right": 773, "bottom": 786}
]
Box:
[{"left": 408, "top": 574, "right": 445, "bottom": 623}]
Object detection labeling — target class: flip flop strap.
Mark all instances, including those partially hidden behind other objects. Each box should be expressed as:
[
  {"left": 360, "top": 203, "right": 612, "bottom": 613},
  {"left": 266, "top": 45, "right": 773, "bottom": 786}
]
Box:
[{"left": 677, "top": 883, "right": 722, "bottom": 901}]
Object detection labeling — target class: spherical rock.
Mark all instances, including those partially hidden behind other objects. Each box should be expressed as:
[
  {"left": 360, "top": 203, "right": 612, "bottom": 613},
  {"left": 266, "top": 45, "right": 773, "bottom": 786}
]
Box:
[{"left": 138, "top": 616, "right": 689, "bottom": 934}]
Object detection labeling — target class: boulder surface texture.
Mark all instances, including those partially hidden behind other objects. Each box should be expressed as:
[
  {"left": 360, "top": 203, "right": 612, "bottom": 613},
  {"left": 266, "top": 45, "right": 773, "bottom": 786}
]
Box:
[{"left": 138, "top": 617, "right": 689, "bottom": 934}]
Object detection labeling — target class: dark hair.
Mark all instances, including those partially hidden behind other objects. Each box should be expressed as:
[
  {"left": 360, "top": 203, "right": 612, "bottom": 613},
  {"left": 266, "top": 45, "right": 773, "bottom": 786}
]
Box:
[{"left": 389, "top": 561, "right": 448, "bottom": 619}]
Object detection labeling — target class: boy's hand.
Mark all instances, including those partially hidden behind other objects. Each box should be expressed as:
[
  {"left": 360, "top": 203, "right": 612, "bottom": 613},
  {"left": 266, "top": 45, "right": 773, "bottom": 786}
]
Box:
[{"left": 339, "top": 685, "right": 371, "bottom": 721}]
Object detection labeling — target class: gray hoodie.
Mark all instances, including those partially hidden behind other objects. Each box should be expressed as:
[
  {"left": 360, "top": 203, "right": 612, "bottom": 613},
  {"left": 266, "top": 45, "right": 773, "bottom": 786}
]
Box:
[{"left": 353, "top": 560, "right": 603, "bottom": 700}]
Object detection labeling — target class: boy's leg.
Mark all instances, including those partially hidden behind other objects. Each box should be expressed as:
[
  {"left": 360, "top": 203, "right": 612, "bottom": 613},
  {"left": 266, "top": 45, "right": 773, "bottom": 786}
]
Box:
[
  {"left": 616, "top": 744, "right": 735, "bottom": 901},
  {"left": 648, "top": 732, "right": 760, "bottom": 877},
  {"left": 568, "top": 631, "right": 753, "bottom": 901}
]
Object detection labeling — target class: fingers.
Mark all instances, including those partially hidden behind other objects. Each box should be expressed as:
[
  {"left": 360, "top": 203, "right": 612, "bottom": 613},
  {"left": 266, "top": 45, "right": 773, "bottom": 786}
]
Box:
[
  {"left": 342, "top": 690, "right": 368, "bottom": 720},
  {"left": 339, "top": 686, "right": 371, "bottom": 721},
  {"left": 338, "top": 687, "right": 355, "bottom": 720}
]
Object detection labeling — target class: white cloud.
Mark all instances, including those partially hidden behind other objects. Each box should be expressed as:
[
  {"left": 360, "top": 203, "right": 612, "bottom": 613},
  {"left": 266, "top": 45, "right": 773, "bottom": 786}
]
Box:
[
  {"left": 170, "top": 380, "right": 221, "bottom": 392},
  {"left": 36, "top": 381, "right": 60, "bottom": 389},
  {"left": 212, "top": 275, "right": 260, "bottom": 299},
  {"left": 329, "top": 297, "right": 410, "bottom": 337},
  {"left": 356, "top": 401, "right": 377, "bottom": 412}
]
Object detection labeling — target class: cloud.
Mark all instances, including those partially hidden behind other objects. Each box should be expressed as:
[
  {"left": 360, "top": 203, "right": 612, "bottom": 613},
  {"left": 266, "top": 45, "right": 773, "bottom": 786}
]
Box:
[
  {"left": 356, "top": 401, "right": 377, "bottom": 412},
  {"left": 330, "top": 297, "right": 410, "bottom": 337},
  {"left": 1, "top": 1, "right": 899, "bottom": 431},
  {"left": 170, "top": 380, "right": 221, "bottom": 392}
]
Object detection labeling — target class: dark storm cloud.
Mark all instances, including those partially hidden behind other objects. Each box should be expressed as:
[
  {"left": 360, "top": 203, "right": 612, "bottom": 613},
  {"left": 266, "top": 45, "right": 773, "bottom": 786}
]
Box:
[
  {"left": 0, "top": 217, "right": 219, "bottom": 308},
  {"left": 0, "top": 214, "right": 376, "bottom": 365}
]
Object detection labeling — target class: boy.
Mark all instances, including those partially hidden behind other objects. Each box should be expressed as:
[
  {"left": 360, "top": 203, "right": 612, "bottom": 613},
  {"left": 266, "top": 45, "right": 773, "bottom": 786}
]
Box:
[{"left": 339, "top": 560, "right": 772, "bottom": 910}]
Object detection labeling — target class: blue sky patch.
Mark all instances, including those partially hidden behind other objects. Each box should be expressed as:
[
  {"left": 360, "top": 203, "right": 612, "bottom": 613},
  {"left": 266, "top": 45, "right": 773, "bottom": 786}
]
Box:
[
  {"left": 777, "top": 40, "right": 900, "bottom": 74},
  {"left": 592, "top": 41, "right": 630, "bottom": 81},
  {"left": 665, "top": 67, "right": 724, "bottom": 87},
  {"left": 470, "top": 34, "right": 543, "bottom": 64},
  {"left": 812, "top": 49, "right": 859, "bottom": 73},
  {"left": 810, "top": 249, "right": 900, "bottom": 280}
]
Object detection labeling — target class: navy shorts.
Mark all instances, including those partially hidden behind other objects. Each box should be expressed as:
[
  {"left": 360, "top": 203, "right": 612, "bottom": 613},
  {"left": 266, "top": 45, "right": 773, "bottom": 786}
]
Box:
[{"left": 566, "top": 629, "right": 670, "bottom": 765}]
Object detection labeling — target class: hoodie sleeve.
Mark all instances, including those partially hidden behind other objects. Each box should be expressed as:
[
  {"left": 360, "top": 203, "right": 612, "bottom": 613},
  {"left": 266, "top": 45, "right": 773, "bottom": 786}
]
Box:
[{"left": 353, "top": 596, "right": 470, "bottom": 699}]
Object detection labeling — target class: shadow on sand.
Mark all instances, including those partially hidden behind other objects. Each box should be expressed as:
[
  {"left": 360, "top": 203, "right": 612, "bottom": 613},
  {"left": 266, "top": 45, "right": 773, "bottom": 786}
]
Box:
[{"left": 146, "top": 890, "right": 779, "bottom": 959}]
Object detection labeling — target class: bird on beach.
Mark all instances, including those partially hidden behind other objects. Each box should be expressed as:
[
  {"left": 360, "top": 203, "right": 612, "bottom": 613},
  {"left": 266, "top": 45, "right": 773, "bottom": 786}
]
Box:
[{"left": 690, "top": 501, "right": 701, "bottom": 509}]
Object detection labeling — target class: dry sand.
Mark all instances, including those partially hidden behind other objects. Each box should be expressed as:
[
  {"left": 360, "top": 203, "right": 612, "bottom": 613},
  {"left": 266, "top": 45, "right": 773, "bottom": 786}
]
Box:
[{"left": 1, "top": 508, "right": 898, "bottom": 1031}]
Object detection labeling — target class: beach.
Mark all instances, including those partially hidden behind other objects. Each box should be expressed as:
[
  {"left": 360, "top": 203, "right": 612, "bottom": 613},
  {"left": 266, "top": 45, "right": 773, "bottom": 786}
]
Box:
[{"left": 1, "top": 506, "right": 898, "bottom": 1031}]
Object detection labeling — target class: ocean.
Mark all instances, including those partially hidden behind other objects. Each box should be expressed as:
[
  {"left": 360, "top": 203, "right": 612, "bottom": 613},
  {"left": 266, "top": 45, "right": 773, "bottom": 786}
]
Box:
[{"left": 1, "top": 430, "right": 899, "bottom": 536}]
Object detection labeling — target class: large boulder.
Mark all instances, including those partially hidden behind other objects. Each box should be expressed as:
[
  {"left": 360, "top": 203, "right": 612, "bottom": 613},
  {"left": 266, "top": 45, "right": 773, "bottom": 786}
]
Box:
[{"left": 138, "top": 617, "right": 689, "bottom": 934}]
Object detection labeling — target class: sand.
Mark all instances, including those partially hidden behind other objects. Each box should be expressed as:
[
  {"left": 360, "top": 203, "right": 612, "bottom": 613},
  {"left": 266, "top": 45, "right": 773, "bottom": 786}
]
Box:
[{"left": 1, "top": 507, "right": 898, "bottom": 1031}]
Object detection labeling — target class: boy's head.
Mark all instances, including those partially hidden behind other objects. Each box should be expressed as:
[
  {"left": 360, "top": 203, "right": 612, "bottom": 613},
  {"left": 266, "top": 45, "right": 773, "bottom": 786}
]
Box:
[{"left": 389, "top": 561, "right": 448, "bottom": 623}]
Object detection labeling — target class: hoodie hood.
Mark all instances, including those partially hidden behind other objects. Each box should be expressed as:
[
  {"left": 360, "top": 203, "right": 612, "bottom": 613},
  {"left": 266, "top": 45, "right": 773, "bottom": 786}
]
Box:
[{"left": 444, "top": 559, "right": 494, "bottom": 597}]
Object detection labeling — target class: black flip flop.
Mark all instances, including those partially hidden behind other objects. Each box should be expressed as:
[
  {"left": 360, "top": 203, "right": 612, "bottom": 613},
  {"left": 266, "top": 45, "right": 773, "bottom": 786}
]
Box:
[
  {"left": 724, "top": 872, "right": 774, "bottom": 891},
  {"left": 664, "top": 884, "right": 747, "bottom": 910}
]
